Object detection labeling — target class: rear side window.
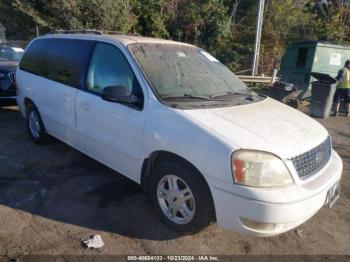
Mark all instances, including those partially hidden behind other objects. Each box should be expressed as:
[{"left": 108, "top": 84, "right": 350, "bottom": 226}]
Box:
[
  {"left": 46, "top": 39, "right": 94, "bottom": 88},
  {"left": 19, "top": 39, "right": 49, "bottom": 76}
]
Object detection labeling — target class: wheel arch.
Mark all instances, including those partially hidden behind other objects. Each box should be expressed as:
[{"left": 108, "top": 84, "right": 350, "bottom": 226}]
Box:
[
  {"left": 24, "top": 97, "right": 36, "bottom": 114},
  {"left": 142, "top": 151, "right": 188, "bottom": 190},
  {"left": 141, "top": 151, "right": 215, "bottom": 206}
]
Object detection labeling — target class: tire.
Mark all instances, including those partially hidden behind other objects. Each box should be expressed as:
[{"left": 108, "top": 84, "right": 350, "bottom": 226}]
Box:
[
  {"left": 284, "top": 98, "right": 299, "bottom": 109},
  {"left": 25, "top": 103, "right": 49, "bottom": 145},
  {"left": 149, "top": 160, "right": 215, "bottom": 234}
]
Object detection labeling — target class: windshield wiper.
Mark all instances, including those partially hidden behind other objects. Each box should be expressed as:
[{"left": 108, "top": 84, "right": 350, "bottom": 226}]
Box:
[
  {"left": 210, "top": 91, "right": 253, "bottom": 98},
  {"left": 161, "top": 94, "right": 221, "bottom": 101}
]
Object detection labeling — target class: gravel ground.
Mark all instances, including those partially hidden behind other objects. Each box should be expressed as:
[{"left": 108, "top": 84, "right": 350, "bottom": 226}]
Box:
[{"left": 0, "top": 105, "right": 349, "bottom": 259}]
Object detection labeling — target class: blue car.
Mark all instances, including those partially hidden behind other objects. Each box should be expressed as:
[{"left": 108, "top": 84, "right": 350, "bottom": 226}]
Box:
[{"left": 0, "top": 45, "right": 24, "bottom": 107}]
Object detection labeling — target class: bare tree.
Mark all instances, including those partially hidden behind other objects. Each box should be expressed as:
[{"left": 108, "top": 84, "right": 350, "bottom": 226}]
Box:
[{"left": 229, "top": 0, "right": 242, "bottom": 35}]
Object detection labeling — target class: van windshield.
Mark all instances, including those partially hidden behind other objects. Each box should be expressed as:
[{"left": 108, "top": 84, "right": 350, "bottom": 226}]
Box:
[{"left": 128, "top": 43, "right": 251, "bottom": 101}]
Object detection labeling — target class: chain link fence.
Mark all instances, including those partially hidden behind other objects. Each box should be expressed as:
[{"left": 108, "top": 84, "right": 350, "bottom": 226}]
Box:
[{"left": 0, "top": 23, "right": 50, "bottom": 48}]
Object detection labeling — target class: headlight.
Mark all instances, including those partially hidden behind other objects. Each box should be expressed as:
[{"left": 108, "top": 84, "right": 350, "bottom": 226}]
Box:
[
  {"left": 0, "top": 73, "right": 5, "bottom": 79},
  {"left": 231, "top": 150, "right": 293, "bottom": 187}
]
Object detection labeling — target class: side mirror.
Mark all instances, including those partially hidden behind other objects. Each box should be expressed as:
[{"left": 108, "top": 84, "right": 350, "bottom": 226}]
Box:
[{"left": 101, "top": 85, "right": 142, "bottom": 108}]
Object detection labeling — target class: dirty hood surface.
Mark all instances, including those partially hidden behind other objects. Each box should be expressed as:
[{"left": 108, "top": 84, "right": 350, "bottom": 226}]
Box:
[{"left": 183, "top": 98, "right": 328, "bottom": 159}]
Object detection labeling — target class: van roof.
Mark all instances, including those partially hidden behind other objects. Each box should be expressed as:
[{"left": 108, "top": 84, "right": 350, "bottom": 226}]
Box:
[{"left": 39, "top": 33, "right": 193, "bottom": 47}]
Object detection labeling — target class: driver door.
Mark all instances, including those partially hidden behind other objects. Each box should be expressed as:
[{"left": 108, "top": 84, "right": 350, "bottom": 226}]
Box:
[{"left": 74, "top": 42, "right": 146, "bottom": 181}]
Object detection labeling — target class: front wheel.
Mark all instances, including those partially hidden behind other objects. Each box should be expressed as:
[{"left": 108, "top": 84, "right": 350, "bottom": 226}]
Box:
[{"left": 149, "top": 161, "right": 214, "bottom": 234}]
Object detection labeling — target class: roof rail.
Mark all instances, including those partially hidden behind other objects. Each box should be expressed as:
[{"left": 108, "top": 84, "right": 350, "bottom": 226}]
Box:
[
  {"left": 49, "top": 29, "right": 103, "bottom": 35},
  {"left": 104, "top": 30, "right": 141, "bottom": 37},
  {"left": 48, "top": 29, "right": 141, "bottom": 37}
]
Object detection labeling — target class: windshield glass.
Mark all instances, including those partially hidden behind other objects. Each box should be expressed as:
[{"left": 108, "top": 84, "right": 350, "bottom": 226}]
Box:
[
  {"left": 0, "top": 46, "right": 24, "bottom": 62},
  {"left": 128, "top": 43, "right": 249, "bottom": 98}
]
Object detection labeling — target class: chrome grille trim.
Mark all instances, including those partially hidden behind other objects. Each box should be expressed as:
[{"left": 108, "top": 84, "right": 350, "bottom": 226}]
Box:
[
  {"left": 8, "top": 72, "right": 15, "bottom": 84},
  {"left": 289, "top": 137, "right": 332, "bottom": 179}
]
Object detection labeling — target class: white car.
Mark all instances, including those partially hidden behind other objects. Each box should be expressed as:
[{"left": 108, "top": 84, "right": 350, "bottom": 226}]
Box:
[{"left": 16, "top": 32, "right": 343, "bottom": 236}]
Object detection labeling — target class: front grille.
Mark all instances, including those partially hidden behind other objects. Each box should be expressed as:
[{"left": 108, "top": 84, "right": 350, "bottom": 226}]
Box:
[
  {"left": 289, "top": 137, "right": 332, "bottom": 179},
  {"left": 8, "top": 72, "right": 15, "bottom": 84}
]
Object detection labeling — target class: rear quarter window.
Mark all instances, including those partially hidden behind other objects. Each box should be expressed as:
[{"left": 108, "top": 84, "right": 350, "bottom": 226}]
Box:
[{"left": 19, "top": 39, "right": 49, "bottom": 76}]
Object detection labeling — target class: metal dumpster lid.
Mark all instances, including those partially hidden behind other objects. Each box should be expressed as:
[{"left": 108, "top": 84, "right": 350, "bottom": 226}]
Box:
[{"left": 311, "top": 72, "right": 337, "bottom": 84}]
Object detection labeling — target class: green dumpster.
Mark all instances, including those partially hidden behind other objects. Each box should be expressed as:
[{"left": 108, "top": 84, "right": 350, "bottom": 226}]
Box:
[{"left": 279, "top": 41, "right": 350, "bottom": 99}]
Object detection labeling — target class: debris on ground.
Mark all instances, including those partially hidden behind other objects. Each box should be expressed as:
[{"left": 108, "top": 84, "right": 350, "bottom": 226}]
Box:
[
  {"left": 82, "top": 235, "right": 105, "bottom": 249},
  {"left": 295, "top": 229, "right": 303, "bottom": 237}
]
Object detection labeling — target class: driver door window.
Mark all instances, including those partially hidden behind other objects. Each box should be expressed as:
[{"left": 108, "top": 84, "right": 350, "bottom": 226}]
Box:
[{"left": 87, "top": 43, "right": 136, "bottom": 95}]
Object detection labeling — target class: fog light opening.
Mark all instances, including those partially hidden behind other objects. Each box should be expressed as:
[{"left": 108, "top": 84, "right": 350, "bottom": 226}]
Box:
[{"left": 240, "top": 217, "right": 276, "bottom": 232}]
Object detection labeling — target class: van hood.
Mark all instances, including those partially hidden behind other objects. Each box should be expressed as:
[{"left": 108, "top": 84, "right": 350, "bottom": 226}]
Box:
[{"left": 182, "top": 98, "right": 328, "bottom": 159}]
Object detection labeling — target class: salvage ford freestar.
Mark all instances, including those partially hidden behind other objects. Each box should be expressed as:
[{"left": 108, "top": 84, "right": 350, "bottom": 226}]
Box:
[{"left": 16, "top": 31, "right": 343, "bottom": 236}]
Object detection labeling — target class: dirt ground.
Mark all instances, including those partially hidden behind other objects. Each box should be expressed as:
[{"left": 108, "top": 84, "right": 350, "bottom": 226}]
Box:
[{"left": 0, "top": 105, "right": 349, "bottom": 259}]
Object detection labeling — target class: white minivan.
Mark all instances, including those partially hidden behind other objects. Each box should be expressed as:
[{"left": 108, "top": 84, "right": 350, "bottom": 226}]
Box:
[{"left": 16, "top": 32, "right": 343, "bottom": 236}]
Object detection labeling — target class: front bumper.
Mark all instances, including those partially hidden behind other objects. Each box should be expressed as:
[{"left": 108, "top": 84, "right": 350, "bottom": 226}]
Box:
[
  {"left": 0, "top": 96, "right": 17, "bottom": 107},
  {"left": 0, "top": 79, "right": 17, "bottom": 106},
  {"left": 208, "top": 150, "right": 343, "bottom": 237}
]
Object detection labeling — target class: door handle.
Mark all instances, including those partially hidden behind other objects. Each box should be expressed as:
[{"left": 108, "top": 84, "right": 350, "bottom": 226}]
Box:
[{"left": 79, "top": 101, "right": 90, "bottom": 111}]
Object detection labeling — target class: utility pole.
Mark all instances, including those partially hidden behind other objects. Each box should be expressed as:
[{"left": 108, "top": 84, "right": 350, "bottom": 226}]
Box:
[{"left": 252, "top": 0, "right": 265, "bottom": 76}]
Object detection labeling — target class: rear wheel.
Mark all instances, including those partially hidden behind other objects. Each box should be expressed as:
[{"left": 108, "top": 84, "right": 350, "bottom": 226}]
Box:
[
  {"left": 149, "top": 161, "right": 214, "bottom": 234},
  {"left": 25, "top": 103, "right": 49, "bottom": 144}
]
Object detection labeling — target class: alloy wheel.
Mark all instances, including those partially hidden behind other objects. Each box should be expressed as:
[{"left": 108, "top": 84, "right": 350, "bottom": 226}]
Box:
[
  {"left": 157, "top": 174, "right": 195, "bottom": 225},
  {"left": 28, "top": 110, "right": 41, "bottom": 139}
]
